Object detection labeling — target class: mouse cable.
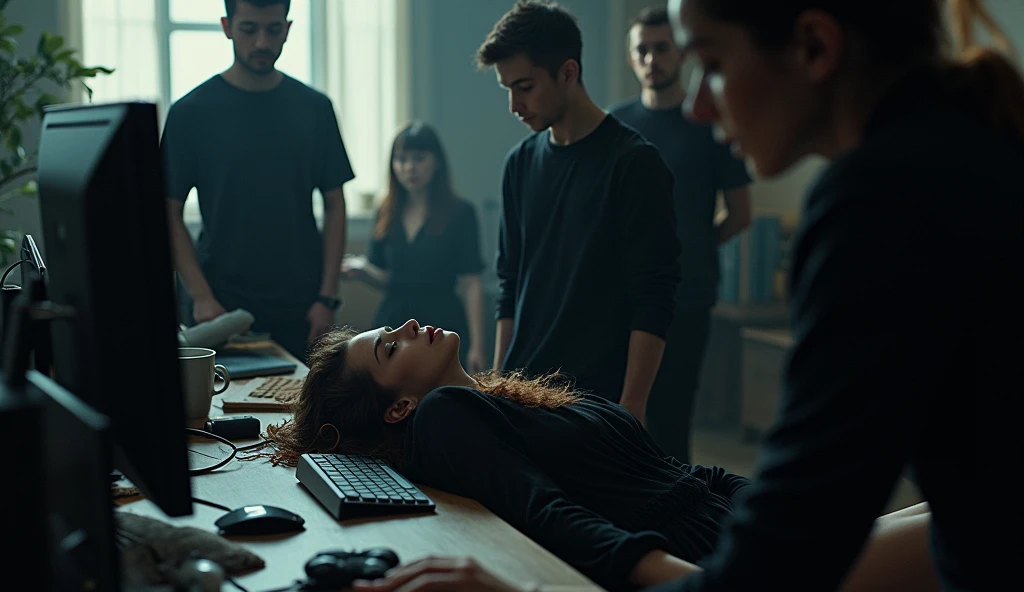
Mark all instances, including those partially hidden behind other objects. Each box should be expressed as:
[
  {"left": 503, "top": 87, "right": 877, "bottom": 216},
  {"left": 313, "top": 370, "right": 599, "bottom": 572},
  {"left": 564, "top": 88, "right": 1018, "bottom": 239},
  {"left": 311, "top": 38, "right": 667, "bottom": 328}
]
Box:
[
  {"left": 191, "top": 495, "right": 233, "bottom": 513},
  {"left": 227, "top": 577, "right": 251, "bottom": 592},
  {"left": 186, "top": 427, "right": 238, "bottom": 475}
]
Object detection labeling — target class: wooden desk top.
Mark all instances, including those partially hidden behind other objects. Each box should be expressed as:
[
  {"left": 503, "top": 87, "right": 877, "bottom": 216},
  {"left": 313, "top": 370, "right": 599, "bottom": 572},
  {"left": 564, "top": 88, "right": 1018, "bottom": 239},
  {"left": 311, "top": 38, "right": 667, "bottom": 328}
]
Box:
[{"left": 119, "top": 342, "right": 597, "bottom": 590}]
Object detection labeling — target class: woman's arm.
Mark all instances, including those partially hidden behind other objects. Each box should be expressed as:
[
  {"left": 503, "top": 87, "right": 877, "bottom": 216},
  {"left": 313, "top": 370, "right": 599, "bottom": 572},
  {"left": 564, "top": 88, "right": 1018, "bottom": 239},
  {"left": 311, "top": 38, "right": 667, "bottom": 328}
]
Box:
[
  {"left": 460, "top": 274, "right": 486, "bottom": 372},
  {"left": 631, "top": 551, "right": 700, "bottom": 587},
  {"left": 341, "top": 255, "right": 390, "bottom": 290}
]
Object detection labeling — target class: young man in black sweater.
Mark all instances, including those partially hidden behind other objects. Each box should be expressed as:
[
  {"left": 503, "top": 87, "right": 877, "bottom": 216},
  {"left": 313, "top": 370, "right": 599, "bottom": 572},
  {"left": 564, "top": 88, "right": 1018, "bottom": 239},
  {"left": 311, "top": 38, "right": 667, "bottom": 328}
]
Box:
[
  {"left": 611, "top": 7, "right": 753, "bottom": 463},
  {"left": 479, "top": 0, "right": 681, "bottom": 424}
]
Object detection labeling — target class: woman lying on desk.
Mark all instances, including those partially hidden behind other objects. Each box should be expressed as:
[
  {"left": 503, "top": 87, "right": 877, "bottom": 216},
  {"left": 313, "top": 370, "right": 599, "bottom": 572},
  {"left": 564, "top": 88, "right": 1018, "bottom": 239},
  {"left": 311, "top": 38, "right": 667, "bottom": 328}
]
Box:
[{"left": 262, "top": 320, "right": 936, "bottom": 592}]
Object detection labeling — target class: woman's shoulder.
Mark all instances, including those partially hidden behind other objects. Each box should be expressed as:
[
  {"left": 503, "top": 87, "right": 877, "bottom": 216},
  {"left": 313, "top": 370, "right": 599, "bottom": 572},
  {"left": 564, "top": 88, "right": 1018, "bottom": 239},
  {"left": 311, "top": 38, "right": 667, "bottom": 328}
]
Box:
[{"left": 416, "top": 386, "right": 490, "bottom": 416}]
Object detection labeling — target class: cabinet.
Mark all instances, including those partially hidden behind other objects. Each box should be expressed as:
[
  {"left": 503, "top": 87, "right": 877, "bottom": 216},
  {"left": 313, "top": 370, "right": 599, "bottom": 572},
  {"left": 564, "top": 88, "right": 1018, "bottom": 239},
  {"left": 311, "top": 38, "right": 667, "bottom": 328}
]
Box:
[
  {"left": 739, "top": 327, "right": 793, "bottom": 442},
  {"left": 694, "top": 303, "right": 790, "bottom": 427}
]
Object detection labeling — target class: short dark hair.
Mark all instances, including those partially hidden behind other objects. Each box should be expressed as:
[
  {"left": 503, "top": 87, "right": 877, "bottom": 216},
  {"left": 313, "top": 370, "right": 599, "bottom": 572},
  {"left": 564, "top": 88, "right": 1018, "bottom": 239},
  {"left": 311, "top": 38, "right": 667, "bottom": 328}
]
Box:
[
  {"left": 224, "top": 0, "right": 291, "bottom": 21},
  {"left": 476, "top": 1, "right": 584, "bottom": 82},
  {"left": 631, "top": 6, "right": 669, "bottom": 29}
]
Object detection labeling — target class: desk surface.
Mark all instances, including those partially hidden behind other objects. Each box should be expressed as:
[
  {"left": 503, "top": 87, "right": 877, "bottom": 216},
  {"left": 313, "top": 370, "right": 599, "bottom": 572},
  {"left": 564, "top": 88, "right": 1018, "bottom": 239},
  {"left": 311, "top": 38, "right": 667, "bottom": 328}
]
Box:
[{"left": 120, "top": 342, "right": 596, "bottom": 590}]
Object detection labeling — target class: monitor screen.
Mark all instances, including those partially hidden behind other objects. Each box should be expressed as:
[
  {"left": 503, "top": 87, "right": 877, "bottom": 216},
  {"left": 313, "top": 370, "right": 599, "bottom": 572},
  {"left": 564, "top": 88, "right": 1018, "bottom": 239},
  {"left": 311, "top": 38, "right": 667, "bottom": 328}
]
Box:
[{"left": 36, "top": 102, "right": 192, "bottom": 517}]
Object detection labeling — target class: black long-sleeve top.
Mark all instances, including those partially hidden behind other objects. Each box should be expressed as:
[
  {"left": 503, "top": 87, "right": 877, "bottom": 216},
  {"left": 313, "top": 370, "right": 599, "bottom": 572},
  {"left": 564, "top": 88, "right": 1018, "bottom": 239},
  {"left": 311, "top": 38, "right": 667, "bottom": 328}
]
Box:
[
  {"left": 403, "top": 387, "right": 732, "bottom": 591},
  {"left": 496, "top": 116, "right": 681, "bottom": 398},
  {"left": 653, "top": 68, "right": 1024, "bottom": 592}
]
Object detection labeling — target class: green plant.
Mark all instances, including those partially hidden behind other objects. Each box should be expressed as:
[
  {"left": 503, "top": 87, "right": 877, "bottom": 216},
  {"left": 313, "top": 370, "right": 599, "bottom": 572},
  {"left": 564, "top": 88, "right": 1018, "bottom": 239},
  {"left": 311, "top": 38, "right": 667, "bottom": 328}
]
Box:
[{"left": 1, "top": 0, "right": 113, "bottom": 264}]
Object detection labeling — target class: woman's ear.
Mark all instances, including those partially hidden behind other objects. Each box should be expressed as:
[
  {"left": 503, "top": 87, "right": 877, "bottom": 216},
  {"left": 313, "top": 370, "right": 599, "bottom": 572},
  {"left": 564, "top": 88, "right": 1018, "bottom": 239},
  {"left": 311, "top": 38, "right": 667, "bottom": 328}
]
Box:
[{"left": 384, "top": 396, "right": 418, "bottom": 424}]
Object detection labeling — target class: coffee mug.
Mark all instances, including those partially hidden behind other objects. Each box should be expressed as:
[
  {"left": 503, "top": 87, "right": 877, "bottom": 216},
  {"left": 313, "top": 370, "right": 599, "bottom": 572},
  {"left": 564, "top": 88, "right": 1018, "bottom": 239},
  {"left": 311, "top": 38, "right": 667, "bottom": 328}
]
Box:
[{"left": 179, "top": 347, "right": 231, "bottom": 420}]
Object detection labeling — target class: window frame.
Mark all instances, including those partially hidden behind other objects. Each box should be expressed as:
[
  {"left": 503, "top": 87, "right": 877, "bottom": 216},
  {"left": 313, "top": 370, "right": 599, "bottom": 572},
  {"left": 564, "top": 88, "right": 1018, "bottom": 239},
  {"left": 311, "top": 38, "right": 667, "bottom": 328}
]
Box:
[{"left": 155, "top": 0, "right": 325, "bottom": 115}]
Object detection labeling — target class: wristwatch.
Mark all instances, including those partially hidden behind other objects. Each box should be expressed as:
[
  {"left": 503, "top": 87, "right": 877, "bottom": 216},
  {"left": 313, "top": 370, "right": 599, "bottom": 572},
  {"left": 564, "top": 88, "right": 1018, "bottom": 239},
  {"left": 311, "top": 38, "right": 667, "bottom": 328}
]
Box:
[{"left": 316, "top": 295, "right": 342, "bottom": 310}]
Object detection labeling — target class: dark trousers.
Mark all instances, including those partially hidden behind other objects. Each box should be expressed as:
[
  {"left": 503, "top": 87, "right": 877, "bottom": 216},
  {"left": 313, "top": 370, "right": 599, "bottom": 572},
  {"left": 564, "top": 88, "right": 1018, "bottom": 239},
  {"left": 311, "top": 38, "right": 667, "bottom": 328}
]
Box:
[{"left": 646, "top": 304, "right": 713, "bottom": 465}]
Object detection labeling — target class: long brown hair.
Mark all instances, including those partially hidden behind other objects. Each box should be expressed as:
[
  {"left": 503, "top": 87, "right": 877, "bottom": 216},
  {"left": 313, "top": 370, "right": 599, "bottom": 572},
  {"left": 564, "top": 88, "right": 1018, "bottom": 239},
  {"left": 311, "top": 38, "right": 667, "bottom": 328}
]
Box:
[
  {"left": 374, "top": 122, "right": 458, "bottom": 240},
  {"left": 696, "top": 0, "right": 1024, "bottom": 143},
  {"left": 257, "top": 328, "right": 583, "bottom": 469}
]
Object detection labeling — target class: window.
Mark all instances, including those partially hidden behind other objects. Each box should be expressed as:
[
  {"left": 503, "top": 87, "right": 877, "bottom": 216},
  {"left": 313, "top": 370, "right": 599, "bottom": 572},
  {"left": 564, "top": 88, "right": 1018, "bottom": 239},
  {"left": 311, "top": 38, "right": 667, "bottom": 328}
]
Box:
[{"left": 81, "top": 0, "right": 403, "bottom": 218}]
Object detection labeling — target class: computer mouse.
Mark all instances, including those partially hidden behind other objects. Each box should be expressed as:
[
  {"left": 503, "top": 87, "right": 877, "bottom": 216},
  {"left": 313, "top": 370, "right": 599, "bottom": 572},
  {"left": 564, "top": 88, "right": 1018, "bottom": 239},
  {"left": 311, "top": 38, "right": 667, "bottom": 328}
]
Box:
[{"left": 214, "top": 504, "right": 306, "bottom": 536}]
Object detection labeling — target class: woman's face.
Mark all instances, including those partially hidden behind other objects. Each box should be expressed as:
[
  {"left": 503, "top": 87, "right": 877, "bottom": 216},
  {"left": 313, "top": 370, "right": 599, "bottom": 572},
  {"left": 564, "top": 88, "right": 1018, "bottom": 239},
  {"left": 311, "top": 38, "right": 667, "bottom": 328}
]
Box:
[
  {"left": 392, "top": 149, "right": 438, "bottom": 195},
  {"left": 345, "top": 319, "right": 462, "bottom": 402},
  {"left": 671, "top": 0, "right": 832, "bottom": 177}
]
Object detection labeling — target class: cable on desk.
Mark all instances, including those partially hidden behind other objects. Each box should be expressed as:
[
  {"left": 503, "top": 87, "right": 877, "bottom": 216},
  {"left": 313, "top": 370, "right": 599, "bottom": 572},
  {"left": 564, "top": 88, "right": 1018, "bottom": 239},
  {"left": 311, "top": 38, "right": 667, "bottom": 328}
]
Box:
[
  {"left": 191, "top": 496, "right": 233, "bottom": 513},
  {"left": 227, "top": 576, "right": 251, "bottom": 592},
  {"left": 185, "top": 427, "right": 238, "bottom": 475}
]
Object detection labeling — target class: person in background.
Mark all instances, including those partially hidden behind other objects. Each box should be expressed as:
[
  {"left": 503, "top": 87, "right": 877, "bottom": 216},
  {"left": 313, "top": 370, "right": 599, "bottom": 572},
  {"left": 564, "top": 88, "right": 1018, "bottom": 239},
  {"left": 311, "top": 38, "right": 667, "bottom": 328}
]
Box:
[
  {"left": 342, "top": 0, "right": 1024, "bottom": 589},
  {"left": 611, "top": 6, "right": 753, "bottom": 463},
  {"left": 483, "top": 1, "right": 681, "bottom": 422},
  {"left": 162, "top": 0, "right": 353, "bottom": 361},
  {"left": 341, "top": 123, "right": 487, "bottom": 372}
]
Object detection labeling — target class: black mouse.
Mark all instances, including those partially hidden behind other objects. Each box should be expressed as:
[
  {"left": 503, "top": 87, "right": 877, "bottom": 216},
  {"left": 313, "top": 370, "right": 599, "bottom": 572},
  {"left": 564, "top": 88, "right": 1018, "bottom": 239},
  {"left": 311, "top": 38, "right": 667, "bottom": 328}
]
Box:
[{"left": 214, "top": 504, "right": 305, "bottom": 536}]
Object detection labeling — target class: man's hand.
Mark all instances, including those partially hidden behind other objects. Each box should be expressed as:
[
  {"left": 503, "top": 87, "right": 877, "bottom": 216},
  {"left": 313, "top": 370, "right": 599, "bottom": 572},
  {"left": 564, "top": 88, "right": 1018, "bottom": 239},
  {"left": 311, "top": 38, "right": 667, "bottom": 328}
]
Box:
[
  {"left": 353, "top": 557, "right": 532, "bottom": 592},
  {"left": 307, "top": 301, "right": 335, "bottom": 342},
  {"left": 620, "top": 398, "right": 648, "bottom": 428},
  {"left": 193, "top": 296, "right": 226, "bottom": 324},
  {"left": 341, "top": 254, "right": 370, "bottom": 281},
  {"left": 467, "top": 348, "right": 487, "bottom": 375}
]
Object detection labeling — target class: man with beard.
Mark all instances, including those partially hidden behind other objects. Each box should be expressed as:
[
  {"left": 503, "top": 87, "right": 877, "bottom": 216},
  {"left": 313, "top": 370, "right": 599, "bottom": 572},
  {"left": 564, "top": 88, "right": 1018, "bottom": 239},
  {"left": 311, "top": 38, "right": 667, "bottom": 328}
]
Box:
[
  {"left": 611, "top": 7, "right": 752, "bottom": 463},
  {"left": 162, "top": 0, "right": 353, "bottom": 361}
]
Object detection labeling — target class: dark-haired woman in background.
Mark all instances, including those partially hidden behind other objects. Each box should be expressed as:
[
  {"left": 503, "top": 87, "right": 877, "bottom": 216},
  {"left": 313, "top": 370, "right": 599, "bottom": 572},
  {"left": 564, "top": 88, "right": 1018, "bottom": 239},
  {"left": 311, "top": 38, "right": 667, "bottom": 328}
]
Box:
[
  {"left": 342, "top": 122, "right": 487, "bottom": 373},
  {"left": 354, "top": 0, "right": 1024, "bottom": 590}
]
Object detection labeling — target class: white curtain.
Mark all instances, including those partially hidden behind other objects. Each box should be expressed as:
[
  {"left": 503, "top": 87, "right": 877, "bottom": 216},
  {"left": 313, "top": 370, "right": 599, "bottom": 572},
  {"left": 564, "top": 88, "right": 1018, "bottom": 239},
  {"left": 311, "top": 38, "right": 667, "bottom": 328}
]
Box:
[
  {"left": 322, "top": 0, "right": 402, "bottom": 210},
  {"left": 79, "top": 0, "right": 161, "bottom": 107}
]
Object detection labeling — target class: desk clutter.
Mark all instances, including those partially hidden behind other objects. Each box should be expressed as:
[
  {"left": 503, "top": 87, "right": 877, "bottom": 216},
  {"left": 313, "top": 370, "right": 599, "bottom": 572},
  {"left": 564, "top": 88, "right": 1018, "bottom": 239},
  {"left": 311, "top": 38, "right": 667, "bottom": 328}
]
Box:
[
  {"left": 116, "top": 512, "right": 399, "bottom": 591},
  {"left": 221, "top": 375, "right": 306, "bottom": 412},
  {"left": 116, "top": 512, "right": 265, "bottom": 589}
]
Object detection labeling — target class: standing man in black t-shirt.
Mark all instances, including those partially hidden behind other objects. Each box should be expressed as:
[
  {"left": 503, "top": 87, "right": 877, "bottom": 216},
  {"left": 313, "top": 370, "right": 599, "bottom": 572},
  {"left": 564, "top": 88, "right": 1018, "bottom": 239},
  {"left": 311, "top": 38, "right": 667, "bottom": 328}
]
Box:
[
  {"left": 162, "top": 0, "right": 354, "bottom": 361},
  {"left": 611, "top": 7, "right": 752, "bottom": 463},
  {"left": 480, "top": 1, "right": 681, "bottom": 423}
]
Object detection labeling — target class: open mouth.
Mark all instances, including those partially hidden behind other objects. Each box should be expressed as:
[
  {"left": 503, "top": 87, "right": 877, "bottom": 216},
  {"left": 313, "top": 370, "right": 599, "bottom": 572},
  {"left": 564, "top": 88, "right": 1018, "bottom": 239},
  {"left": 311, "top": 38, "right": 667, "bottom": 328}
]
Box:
[{"left": 427, "top": 326, "right": 436, "bottom": 343}]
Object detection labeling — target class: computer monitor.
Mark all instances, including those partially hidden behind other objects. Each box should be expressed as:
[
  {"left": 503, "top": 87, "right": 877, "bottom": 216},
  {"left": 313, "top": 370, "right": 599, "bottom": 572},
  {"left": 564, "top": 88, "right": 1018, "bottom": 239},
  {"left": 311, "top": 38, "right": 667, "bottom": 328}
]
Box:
[
  {"left": 36, "top": 101, "right": 192, "bottom": 515},
  {"left": 18, "top": 234, "right": 53, "bottom": 373}
]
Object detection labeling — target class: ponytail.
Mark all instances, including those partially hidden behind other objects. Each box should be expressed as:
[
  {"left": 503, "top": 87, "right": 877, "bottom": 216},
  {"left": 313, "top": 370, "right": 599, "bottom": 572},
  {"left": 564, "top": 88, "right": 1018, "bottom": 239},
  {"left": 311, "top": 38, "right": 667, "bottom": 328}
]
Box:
[{"left": 948, "top": 0, "right": 1024, "bottom": 142}]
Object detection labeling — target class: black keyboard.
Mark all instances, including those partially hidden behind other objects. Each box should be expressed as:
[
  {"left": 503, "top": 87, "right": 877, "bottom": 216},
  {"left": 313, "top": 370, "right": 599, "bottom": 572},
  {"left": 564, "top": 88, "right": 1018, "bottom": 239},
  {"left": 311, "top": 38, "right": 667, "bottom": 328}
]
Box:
[{"left": 296, "top": 453, "right": 436, "bottom": 519}]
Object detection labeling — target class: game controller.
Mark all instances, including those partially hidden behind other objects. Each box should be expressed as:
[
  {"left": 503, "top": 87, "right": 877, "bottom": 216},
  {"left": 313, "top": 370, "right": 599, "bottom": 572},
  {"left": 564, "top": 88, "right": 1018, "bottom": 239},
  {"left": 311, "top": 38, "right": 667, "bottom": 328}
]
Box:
[{"left": 303, "top": 547, "right": 401, "bottom": 589}]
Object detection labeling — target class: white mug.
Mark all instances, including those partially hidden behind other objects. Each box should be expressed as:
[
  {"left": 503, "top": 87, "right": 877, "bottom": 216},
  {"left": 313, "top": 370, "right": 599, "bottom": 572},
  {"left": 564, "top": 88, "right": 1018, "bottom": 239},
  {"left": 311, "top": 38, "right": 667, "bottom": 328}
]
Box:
[{"left": 178, "top": 347, "right": 230, "bottom": 420}]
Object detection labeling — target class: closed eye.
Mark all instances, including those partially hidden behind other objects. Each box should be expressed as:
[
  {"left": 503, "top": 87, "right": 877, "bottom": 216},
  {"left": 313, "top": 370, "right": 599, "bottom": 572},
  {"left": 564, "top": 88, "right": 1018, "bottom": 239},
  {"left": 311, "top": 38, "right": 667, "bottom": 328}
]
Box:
[{"left": 387, "top": 342, "right": 398, "bottom": 358}]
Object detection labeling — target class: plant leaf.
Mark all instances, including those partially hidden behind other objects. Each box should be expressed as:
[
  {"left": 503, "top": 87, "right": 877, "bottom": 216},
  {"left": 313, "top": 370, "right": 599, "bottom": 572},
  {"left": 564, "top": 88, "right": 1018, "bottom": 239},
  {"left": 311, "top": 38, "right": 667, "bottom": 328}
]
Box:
[
  {"left": 36, "top": 92, "right": 60, "bottom": 110},
  {"left": 0, "top": 24, "right": 23, "bottom": 37},
  {"left": 3, "top": 125, "right": 21, "bottom": 154},
  {"left": 0, "top": 36, "right": 15, "bottom": 54},
  {"left": 43, "top": 34, "right": 64, "bottom": 55},
  {"left": 13, "top": 97, "right": 35, "bottom": 119},
  {"left": 54, "top": 48, "right": 76, "bottom": 63}
]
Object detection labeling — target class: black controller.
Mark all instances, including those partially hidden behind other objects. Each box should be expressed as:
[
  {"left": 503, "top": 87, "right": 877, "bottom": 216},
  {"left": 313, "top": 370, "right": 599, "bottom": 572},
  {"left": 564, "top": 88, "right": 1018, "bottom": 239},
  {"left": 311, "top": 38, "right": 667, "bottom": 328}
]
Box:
[{"left": 303, "top": 547, "right": 401, "bottom": 589}]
